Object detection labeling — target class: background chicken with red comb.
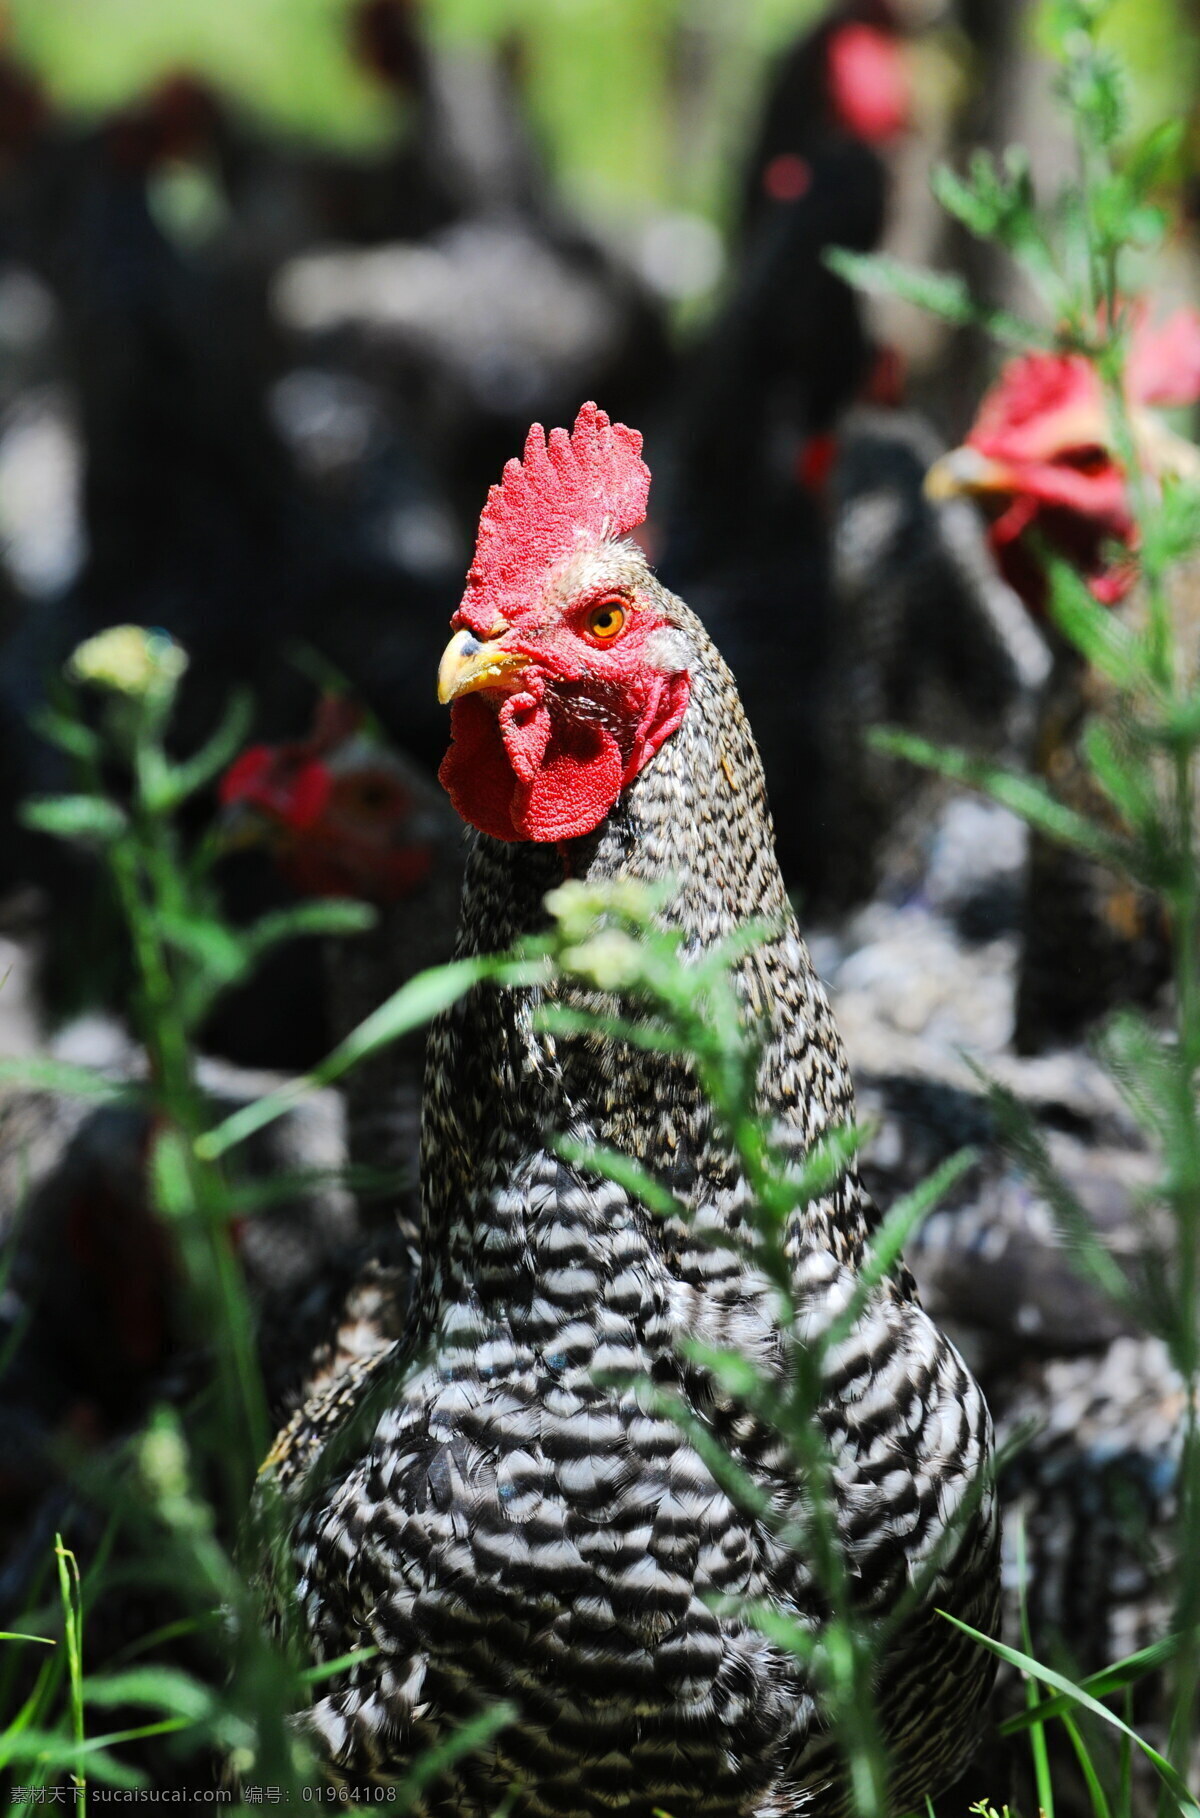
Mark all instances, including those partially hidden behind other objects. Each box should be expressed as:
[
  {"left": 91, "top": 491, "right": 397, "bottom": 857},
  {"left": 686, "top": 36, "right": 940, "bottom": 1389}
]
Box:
[
  {"left": 927, "top": 310, "right": 1200, "bottom": 1051},
  {"left": 928, "top": 308, "right": 1200, "bottom": 614},
  {"left": 221, "top": 693, "right": 462, "bottom": 1252}
]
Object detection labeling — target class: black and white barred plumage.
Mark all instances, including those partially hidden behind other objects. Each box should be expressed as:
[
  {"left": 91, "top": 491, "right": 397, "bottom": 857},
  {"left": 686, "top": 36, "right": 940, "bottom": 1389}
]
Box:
[{"left": 265, "top": 556, "right": 999, "bottom": 1815}]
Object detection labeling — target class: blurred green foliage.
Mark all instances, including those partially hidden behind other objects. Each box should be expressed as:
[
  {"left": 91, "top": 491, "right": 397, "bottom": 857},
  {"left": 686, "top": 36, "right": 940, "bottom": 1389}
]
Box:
[
  {"left": 6, "top": 0, "right": 1200, "bottom": 230},
  {"left": 6, "top": 0, "right": 401, "bottom": 150},
  {"left": 1038, "top": 0, "right": 1200, "bottom": 148},
  {"left": 3, "top": 0, "right": 825, "bottom": 214}
]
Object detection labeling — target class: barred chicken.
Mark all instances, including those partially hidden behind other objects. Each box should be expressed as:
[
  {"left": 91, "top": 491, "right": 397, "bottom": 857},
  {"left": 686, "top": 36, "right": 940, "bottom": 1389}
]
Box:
[{"left": 267, "top": 403, "right": 999, "bottom": 1814}]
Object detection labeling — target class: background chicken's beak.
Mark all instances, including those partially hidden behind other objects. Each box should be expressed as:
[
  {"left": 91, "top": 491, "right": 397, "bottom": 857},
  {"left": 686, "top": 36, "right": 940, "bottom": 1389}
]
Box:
[
  {"left": 925, "top": 445, "right": 1017, "bottom": 502},
  {"left": 437, "top": 629, "right": 530, "bottom": 704},
  {"left": 215, "top": 800, "right": 274, "bottom": 853}
]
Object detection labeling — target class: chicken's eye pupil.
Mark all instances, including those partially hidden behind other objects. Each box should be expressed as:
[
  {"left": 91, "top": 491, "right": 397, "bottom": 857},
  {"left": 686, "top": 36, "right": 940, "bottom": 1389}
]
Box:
[{"left": 587, "top": 602, "right": 626, "bottom": 640}]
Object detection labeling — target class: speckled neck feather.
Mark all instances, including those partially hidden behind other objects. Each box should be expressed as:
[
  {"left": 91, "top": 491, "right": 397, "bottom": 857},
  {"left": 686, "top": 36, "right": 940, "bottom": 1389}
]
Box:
[{"left": 424, "top": 590, "right": 872, "bottom": 1312}]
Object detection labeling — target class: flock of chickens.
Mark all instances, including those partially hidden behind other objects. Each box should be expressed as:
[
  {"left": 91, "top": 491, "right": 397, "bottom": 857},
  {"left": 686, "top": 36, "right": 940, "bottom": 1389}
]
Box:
[{"left": 0, "top": 0, "right": 1193, "bottom": 1810}]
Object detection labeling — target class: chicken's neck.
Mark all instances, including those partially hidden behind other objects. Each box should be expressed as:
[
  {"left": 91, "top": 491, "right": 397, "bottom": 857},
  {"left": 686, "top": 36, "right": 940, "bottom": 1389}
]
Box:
[{"left": 420, "top": 613, "right": 872, "bottom": 1324}]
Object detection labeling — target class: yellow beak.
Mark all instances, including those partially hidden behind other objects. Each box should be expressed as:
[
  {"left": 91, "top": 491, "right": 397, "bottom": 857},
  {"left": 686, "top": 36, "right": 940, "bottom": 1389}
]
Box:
[
  {"left": 924, "top": 445, "right": 1018, "bottom": 503},
  {"left": 437, "top": 628, "right": 531, "bottom": 705}
]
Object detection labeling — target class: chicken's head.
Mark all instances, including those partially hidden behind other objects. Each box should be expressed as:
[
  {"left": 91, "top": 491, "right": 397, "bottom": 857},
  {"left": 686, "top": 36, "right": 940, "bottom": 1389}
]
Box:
[
  {"left": 108, "top": 73, "right": 223, "bottom": 173},
  {"left": 352, "top": 0, "right": 423, "bottom": 93},
  {"left": 825, "top": 12, "right": 910, "bottom": 144},
  {"left": 927, "top": 308, "right": 1200, "bottom": 613},
  {"left": 437, "top": 401, "right": 692, "bottom": 844},
  {"left": 220, "top": 695, "right": 440, "bottom": 902},
  {"left": 758, "top": 4, "right": 909, "bottom": 206}
]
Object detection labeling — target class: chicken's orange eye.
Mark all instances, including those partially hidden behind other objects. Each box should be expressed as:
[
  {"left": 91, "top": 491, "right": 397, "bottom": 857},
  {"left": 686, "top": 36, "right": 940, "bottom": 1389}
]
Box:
[{"left": 586, "top": 601, "right": 627, "bottom": 640}]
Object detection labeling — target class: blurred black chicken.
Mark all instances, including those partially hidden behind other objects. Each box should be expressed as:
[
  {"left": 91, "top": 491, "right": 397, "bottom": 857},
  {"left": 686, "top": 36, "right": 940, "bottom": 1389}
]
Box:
[
  {"left": 272, "top": 0, "right": 675, "bottom": 534},
  {"left": 737, "top": 0, "right": 910, "bottom": 244},
  {"left": 2, "top": 74, "right": 456, "bottom": 746},
  {"left": 0, "top": 1050, "right": 355, "bottom": 1622},
  {"left": 660, "top": 0, "right": 1039, "bottom": 912},
  {"left": 0, "top": 67, "right": 460, "bottom": 1058}
]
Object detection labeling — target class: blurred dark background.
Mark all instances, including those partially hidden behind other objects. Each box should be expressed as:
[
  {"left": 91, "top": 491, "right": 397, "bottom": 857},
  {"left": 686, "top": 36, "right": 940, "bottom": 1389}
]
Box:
[
  {"left": 1, "top": 19, "right": 1198, "bottom": 1785},
  {"left": 0, "top": 0, "right": 1195, "bottom": 1072}
]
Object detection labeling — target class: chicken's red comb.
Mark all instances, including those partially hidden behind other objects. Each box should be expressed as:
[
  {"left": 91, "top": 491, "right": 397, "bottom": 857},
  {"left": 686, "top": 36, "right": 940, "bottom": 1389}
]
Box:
[{"left": 457, "top": 402, "right": 650, "bottom": 634}]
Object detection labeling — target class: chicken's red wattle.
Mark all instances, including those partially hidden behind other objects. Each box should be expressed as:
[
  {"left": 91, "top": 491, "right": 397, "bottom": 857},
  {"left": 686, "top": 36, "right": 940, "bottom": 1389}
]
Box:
[{"left": 440, "top": 666, "right": 689, "bottom": 844}]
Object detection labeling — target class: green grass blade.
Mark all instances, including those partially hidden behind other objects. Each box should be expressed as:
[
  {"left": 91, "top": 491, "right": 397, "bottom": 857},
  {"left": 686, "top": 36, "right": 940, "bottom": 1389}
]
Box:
[
  {"left": 299, "top": 1647, "right": 380, "bottom": 1687},
  {"left": 1000, "top": 1634, "right": 1181, "bottom": 1734},
  {"left": 1015, "top": 1517, "right": 1055, "bottom": 1818},
  {"left": 55, "top": 1534, "right": 86, "bottom": 1814},
  {"left": 938, "top": 1611, "right": 1200, "bottom": 1814},
  {"left": 1062, "top": 1710, "right": 1114, "bottom": 1818},
  {"left": 551, "top": 1134, "right": 681, "bottom": 1219},
  {"left": 867, "top": 729, "right": 1141, "bottom": 874},
  {"left": 80, "top": 1665, "right": 216, "bottom": 1721},
  {"left": 820, "top": 1148, "right": 979, "bottom": 1356},
  {"left": 0, "top": 1058, "right": 134, "bottom": 1101}
]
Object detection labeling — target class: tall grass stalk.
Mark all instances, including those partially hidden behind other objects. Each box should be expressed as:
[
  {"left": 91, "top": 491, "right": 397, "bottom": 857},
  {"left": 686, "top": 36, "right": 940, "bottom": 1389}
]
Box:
[
  {"left": 0, "top": 632, "right": 362, "bottom": 1796},
  {"left": 54, "top": 1536, "right": 85, "bottom": 1812}
]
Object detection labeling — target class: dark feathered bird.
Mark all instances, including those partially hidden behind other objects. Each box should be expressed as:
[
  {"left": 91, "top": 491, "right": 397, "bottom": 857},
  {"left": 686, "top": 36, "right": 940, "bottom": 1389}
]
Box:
[
  {"left": 814, "top": 788, "right": 1151, "bottom": 1386},
  {"left": 275, "top": 4, "right": 675, "bottom": 542},
  {"left": 737, "top": 0, "right": 909, "bottom": 247},
  {"left": 980, "top": 1330, "right": 1191, "bottom": 1817},
  {"left": 221, "top": 695, "right": 464, "bottom": 1416},
  {"left": 0, "top": 1054, "right": 353, "bottom": 1617},
  {"left": 221, "top": 693, "right": 463, "bottom": 1236},
  {"left": 817, "top": 404, "right": 1046, "bottom": 908},
  {"left": 663, "top": 385, "right": 1038, "bottom": 912},
  {"left": 668, "top": 0, "right": 910, "bottom": 561},
  {"left": 658, "top": 13, "right": 1035, "bottom": 914},
  {"left": 0, "top": 77, "right": 463, "bottom": 1055},
  {"left": 265, "top": 403, "right": 999, "bottom": 1813},
  {"left": 996, "top": 1333, "right": 1179, "bottom": 1655}
]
